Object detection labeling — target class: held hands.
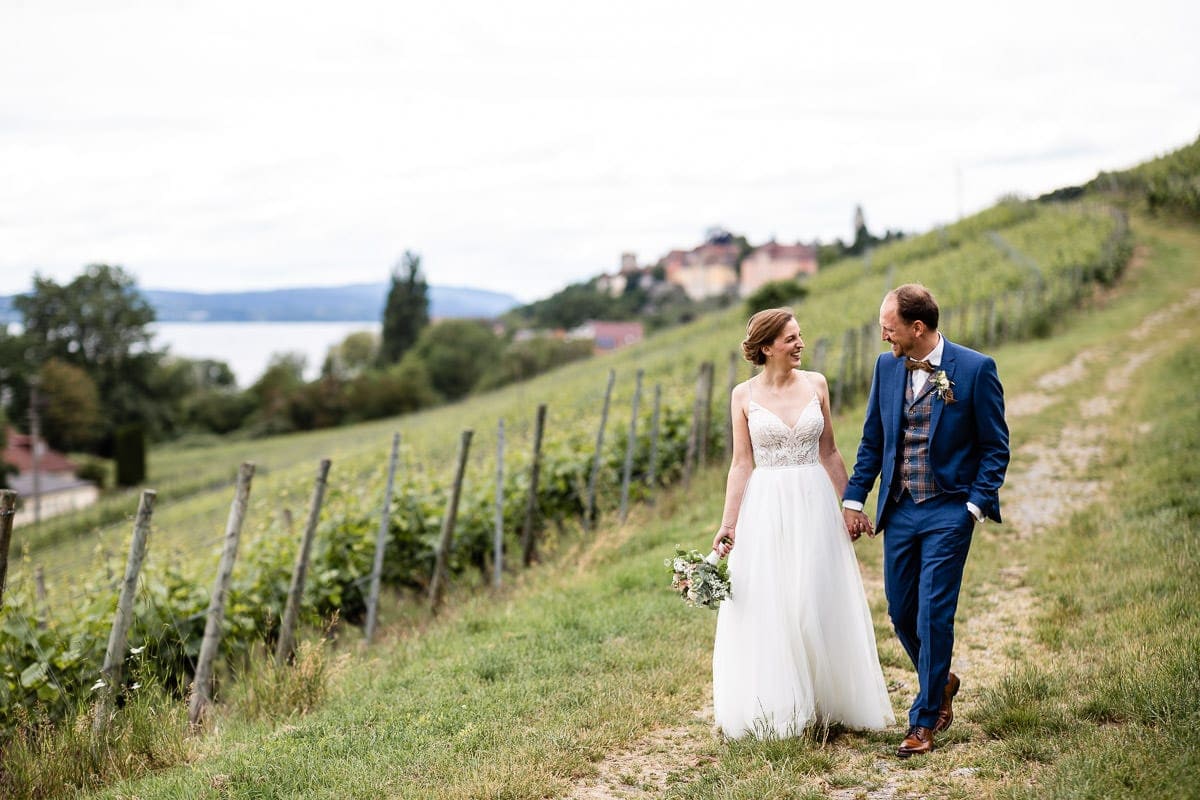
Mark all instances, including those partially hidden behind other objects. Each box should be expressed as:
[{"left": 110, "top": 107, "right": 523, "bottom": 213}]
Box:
[
  {"left": 712, "top": 527, "right": 735, "bottom": 557},
  {"left": 842, "top": 508, "right": 875, "bottom": 542}
]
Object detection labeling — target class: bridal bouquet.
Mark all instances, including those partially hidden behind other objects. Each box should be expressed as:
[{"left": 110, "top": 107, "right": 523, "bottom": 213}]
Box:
[{"left": 666, "top": 547, "right": 731, "bottom": 609}]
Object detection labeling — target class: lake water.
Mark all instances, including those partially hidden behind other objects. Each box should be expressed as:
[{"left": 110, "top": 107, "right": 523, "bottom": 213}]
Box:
[{"left": 151, "top": 321, "right": 381, "bottom": 387}]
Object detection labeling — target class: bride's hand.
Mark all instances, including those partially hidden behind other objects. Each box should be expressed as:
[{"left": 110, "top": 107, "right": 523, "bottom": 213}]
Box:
[{"left": 712, "top": 527, "right": 735, "bottom": 557}]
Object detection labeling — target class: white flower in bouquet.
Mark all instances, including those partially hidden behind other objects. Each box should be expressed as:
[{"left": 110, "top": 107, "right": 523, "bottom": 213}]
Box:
[{"left": 665, "top": 547, "right": 732, "bottom": 609}]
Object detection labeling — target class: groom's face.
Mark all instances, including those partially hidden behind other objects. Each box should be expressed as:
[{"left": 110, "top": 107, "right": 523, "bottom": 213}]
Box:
[{"left": 879, "top": 298, "right": 918, "bottom": 358}]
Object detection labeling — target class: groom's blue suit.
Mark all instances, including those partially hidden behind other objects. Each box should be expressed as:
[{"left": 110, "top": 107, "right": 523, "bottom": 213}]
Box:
[{"left": 845, "top": 337, "right": 1009, "bottom": 729}]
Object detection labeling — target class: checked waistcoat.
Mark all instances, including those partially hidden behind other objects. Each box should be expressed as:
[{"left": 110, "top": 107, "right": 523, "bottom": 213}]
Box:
[{"left": 892, "top": 378, "right": 941, "bottom": 503}]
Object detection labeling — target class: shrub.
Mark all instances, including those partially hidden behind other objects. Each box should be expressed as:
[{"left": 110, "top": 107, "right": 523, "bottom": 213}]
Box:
[
  {"left": 744, "top": 279, "right": 809, "bottom": 314},
  {"left": 113, "top": 424, "right": 146, "bottom": 486},
  {"left": 73, "top": 456, "right": 109, "bottom": 490}
]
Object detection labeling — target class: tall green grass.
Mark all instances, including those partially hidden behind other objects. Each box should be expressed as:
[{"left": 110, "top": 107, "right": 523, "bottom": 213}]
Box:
[{"left": 969, "top": 341, "right": 1200, "bottom": 799}]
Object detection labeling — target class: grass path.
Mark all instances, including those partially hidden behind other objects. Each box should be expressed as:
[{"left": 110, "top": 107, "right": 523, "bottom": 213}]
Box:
[{"left": 79, "top": 216, "right": 1200, "bottom": 800}]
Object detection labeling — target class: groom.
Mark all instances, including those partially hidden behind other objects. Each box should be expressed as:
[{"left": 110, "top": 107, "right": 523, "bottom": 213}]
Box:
[{"left": 842, "top": 284, "right": 1009, "bottom": 757}]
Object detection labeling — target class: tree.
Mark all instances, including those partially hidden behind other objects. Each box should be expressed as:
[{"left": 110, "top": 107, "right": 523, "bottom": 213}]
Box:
[
  {"left": 378, "top": 251, "right": 429, "bottom": 366},
  {"left": 247, "top": 353, "right": 307, "bottom": 435},
  {"left": 477, "top": 336, "right": 593, "bottom": 391},
  {"left": 14, "top": 264, "right": 164, "bottom": 448},
  {"left": 37, "top": 358, "right": 102, "bottom": 452},
  {"left": 744, "top": 279, "right": 809, "bottom": 315},
  {"left": 323, "top": 330, "right": 380, "bottom": 380},
  {"left": 408, "top": 319, "right": 504, "bottom": 401}
]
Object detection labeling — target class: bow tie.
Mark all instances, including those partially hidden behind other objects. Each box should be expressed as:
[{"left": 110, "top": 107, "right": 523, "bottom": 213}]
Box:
[{"left": 906, "top": 359, "right": 935, "bottom": 373}]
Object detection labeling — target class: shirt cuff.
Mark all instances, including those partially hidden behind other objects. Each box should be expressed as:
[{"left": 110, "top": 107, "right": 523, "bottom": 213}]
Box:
[
  {"left": 842, "top": 500, "right": 864, "bottom": 512},
  {"left": 966, "top": 502, "right": 983, "bottom": 522}
]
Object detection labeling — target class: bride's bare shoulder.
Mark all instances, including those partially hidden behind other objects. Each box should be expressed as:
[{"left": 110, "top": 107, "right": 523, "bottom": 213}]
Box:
[{"left": 801, "top": 370, "right": 829, "bottom": 390}]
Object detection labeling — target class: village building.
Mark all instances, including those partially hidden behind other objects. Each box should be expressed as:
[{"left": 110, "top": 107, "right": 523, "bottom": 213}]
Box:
[
  {"left": 2, "top": 426, "right": 99, "bottom": 526},
  {"left": 739, "top": 240, "right": 819, "bottom": 296},
  {"left": 596, "top": 252, "right": 651, "bottom": 298},
  {"left": 568, "top": 320, "right": 645, "bottom": 354},
  {"left": 663, "top": 241, "right": 740, "bottom": 301}
]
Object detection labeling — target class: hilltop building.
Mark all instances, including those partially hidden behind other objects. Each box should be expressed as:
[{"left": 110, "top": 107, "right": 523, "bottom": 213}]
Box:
[
  {"left": 663, "top": 240, "right": 740, "bottom": 301},
  {"left": 739, "top": 241, "right": 819, "bottom": 296},
  {"left": 596, "top": 253, "right": 655, "bottom": 298}
]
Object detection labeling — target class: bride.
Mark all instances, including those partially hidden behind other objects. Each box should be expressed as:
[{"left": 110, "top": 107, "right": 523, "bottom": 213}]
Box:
[{"left": 711, "top": 308, "right": 894, "bottom": 738}]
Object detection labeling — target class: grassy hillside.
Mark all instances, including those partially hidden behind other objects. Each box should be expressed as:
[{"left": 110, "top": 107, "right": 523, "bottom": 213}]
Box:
[
  {"left": 36, "top": 210, "right": 1197, "bottom": 799},
  {"left": 12, "top": 200, "right": 1123, "bottom": 587},
  {"left": 0, "top": 196, "right": 1132, "bottom": 760}
]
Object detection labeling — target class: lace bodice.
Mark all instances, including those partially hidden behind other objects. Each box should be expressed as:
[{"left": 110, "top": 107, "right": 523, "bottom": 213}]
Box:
[{"left": 748, "top": 394, "right": 823, "bottom": 468}]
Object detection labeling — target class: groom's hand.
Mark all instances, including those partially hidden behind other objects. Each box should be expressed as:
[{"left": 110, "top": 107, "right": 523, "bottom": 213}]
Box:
[{"left": 842, "top": 509, "right": 874, "bottom": 541}]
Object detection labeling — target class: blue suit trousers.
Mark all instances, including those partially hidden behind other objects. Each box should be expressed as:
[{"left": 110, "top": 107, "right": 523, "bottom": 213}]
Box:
[{"left": 881, "top": 490, "right": 975, "bottom": 729}]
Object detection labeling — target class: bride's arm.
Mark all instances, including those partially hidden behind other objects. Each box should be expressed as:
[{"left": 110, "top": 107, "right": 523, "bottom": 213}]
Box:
[
  {"left": 812, "top": 372, "right": 850, "bottom": 498},
  {"left": 713, "top": 382, "right": 754, "bottom": 556}
]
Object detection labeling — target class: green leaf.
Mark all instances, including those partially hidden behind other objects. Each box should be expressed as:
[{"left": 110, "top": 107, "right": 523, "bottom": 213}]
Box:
[{"left": 19, "top": 660, "right": 48, "bottom": 689}]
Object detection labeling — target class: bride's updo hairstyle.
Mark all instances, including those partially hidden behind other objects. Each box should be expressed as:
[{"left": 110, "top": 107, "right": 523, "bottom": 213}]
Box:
[{"left": 742, "top": 307, "right": 796, "bottom": 365}]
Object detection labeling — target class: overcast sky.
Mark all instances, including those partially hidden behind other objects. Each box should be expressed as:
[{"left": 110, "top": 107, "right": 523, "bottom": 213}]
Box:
[{"left": 2, "top": 1, "right": 1197, "bottom": 302}]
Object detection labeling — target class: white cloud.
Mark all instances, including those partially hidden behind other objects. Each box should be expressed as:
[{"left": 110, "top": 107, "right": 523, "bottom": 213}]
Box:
[{"left": 1, "top": 0, "right": 1197, "bottom": 301}]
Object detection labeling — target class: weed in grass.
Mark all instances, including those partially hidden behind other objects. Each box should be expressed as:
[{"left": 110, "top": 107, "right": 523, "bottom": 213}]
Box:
[
  {"left": 825, "top": 769, "right": 872, "bottom": 788},
  {"left": 724, "top": 734, "right": 840, "bottom": 775},
  {"left": 999, "top": 735, "right": 1057, "bottom": 763},
  {"left": 227, "top": 638, "right": 347, "bottom": 722},
  {"left": 473, "top": 649, "right": 513, "bottom": 683},
  {"left": 876, "top": 643, "right": 910, "bottom": 671},
  {"left": 0, "top": 684, "right": 189, "bottom": 799}
]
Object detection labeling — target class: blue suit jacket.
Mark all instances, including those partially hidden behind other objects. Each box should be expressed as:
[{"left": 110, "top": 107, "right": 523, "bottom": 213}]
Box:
[{"left": 844, "top": 339, "right": 1010, "bottom": 527}]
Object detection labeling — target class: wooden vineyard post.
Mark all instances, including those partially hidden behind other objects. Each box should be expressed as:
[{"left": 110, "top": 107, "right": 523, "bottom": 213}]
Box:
[
  {"left": 811, "top": 337, "right": 828, "bottom": 379},
  {"left": 585, "top": 369, "right": 616, "bottom": 530},
  {"left": 724, "top": 351, "right": 738, "bottom": 458},
  {"left": 94, "top": 489, "right": 156, "bottom": 733},
  {"left": 698, "top": 361, "right": 715, "bottom": 467},
  {"left": 365, "top": 434, "right": 400, "bottom": 645},
  {"left": 834, "top": 328, "right": 853, "bottom": 414},
  {"left": 189, "top": 462, "right": 254, "bottom": 727},
  {"left": 0, "top": 490, "right": 14, "bottom": 608},
  {"left": 430, "top": 430, "right": 474, "bottom": 614},
  {"left": 493, "top": 419, "right": 504, "bottom": 589},
  {"left": 276, "top": 458, "right": 331, "bottom": 666},
  {"left": 683, "top": 363, "right": 706, "bottom": 488},
  {"left": 619, "top": 369, "right": 643, "bottom": 523},
  {"left": 34, "top": 566, "right": 47, "bottom": 629},
  {"left": 645, "top": 385, "right": 662, "bottom": 505},
  {"left": 986, "top": 297, "right": 998, "bottom": 347},
  {"left": 860, "top": 322, "right": 874, "bottom": 395},
  {"left": 521, "top": 404, "right": 547, "bottom": 567}
]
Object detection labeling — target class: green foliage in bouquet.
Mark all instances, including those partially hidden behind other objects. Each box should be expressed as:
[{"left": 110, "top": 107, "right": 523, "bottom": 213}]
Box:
[{"left": 666, "top": 547, "right": 731, "bottom": 610}]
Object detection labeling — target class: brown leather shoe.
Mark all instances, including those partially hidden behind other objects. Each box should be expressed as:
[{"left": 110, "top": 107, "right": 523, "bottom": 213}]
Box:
[
  {"left": 934, "top": 672, "right": 961, "bottom": 733},
  {"left": 897, "top": 725, "right": 934, "bottom": 758}
]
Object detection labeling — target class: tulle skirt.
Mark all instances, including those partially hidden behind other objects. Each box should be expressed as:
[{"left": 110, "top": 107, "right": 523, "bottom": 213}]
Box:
[{"left": 712, "top": 464, "right": 895, "bottom": 738}]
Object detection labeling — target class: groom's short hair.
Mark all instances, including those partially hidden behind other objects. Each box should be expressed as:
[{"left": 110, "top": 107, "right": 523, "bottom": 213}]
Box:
[{"left": 891, "top": 284, "right": 939, "bottom": 330}]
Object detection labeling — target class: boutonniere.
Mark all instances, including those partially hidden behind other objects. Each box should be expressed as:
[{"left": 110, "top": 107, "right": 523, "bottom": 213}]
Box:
[{"left": 931, "top": 370, "right": 956, "bottom": 403}]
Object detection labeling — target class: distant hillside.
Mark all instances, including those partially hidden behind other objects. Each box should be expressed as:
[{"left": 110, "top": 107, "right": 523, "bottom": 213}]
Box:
[{"left": 0, "top": 283, "right": 521, "bottom": 324}]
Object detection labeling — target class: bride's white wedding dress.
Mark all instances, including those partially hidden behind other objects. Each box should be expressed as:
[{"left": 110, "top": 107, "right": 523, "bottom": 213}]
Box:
[{"left": 713, "top": 381, "right": 895, "bottom": 738}]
